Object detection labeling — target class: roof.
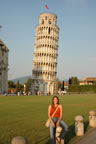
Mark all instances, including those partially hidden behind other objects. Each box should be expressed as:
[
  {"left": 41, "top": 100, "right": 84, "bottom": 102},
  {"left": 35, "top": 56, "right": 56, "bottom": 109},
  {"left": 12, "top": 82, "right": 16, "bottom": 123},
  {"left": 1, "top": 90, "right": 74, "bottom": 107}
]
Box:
[
  {"left": 82, "top": 77, "right": 96, "bottom": 82},
  {"left": 64, "top": 82, "right": 69, "bottom": 86}
]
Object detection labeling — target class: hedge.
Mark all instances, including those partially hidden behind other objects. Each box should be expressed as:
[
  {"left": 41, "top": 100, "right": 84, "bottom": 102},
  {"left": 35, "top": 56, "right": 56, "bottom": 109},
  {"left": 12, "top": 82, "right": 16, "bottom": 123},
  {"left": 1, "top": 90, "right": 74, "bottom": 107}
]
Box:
[{"left": 69, "top": 85, "right": 96, "bottom": 92}]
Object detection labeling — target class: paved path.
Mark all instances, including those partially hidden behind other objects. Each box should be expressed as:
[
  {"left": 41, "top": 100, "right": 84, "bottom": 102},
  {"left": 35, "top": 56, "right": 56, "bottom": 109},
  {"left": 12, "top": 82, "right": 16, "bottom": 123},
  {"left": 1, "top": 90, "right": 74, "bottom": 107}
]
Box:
[{"left": 71, "top": 128, "right": 96, "bottom": 144}]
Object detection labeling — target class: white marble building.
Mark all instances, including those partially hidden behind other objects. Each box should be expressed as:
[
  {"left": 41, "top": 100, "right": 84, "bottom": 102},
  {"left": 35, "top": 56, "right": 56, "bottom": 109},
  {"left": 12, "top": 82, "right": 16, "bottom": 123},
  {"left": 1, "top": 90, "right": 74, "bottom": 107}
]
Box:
[
  {"left": 31, "top": 13, "right": 59, "bottom": 95},
  {"left": 0, "top": 40, "right": 9, "bottom": 94}
]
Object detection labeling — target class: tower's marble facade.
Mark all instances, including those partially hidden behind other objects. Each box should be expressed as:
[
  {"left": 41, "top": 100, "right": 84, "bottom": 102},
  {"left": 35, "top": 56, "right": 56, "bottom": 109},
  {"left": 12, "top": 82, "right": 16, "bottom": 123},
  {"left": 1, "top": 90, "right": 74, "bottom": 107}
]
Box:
[
  {"left": 0, "top": 40, "right": 9, "bottom": 94},
  {"left": 31, "top": 13, "right": 59, "bottom": 95}
]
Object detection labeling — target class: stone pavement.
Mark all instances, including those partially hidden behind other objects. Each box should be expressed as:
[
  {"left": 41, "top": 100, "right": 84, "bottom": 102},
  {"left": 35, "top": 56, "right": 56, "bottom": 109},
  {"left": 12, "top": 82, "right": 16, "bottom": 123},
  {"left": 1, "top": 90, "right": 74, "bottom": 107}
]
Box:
[{"left": 71, "top": 128, "right": 96, "bottom": 144}]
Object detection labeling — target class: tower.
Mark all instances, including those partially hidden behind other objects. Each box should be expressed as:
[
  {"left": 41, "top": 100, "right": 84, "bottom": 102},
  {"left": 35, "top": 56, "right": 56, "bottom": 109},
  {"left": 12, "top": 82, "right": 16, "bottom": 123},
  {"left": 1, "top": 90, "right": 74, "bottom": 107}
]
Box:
[
  {"left": 31, "top": 13, "right": 59, "bottom": 95},
  {"left": 0, "top": 40, "right": 9, "bottom": 94}
]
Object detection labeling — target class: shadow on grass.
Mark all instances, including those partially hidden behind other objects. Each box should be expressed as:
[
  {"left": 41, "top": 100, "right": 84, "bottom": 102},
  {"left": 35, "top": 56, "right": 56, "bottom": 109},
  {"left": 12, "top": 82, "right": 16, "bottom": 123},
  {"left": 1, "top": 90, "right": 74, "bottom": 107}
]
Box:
[
  {"left": 45, "top": 124, "right": 76, "bottom": 144},
  {"left": 45, "top": 124, "right": 77, "bottom": 144},
  {"left": 46, "top": 139, "right": 50, "bottom": 144},
  {"left": 65, "top": 120, "right": 89, "bottom": 144},
  {"left": 64, "top": 123, "right": 75, "bottom": 144},
  {"left": 39, "top": 121, "right": 89, "bottom": 144},
  {"left": 84, "top": 120, "right": 89, "bottom": 133},
  {"left": 35, "top": 136, "right": 49, "bottom": 144}
]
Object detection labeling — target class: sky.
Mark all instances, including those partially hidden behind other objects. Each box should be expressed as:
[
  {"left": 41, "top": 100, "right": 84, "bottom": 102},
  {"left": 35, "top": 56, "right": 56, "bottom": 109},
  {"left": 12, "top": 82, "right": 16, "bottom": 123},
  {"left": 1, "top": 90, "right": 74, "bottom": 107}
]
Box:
[{"left": 0, "top": 0, "right": 96, "bottom": 81}]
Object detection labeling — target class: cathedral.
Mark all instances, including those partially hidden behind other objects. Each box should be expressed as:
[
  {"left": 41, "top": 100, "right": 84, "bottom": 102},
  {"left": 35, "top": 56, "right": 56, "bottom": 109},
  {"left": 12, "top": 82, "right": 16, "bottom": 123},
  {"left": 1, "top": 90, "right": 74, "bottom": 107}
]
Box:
[
  {"left": 30, "top": 13, "right": 59, "bottom": 95},
  {"left": 0, "top": 40, "right": 9, "bottom": 94}
]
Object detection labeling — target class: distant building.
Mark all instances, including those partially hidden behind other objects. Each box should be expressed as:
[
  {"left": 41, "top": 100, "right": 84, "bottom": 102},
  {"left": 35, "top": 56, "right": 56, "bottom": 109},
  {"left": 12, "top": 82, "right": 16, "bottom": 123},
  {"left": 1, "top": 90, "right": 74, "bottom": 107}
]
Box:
[
  {"left": 0, "top": 40, "right": 9, "bottom": 94},
  {"left": 80, "top": 77, "right": 96, "bottom": 85},
  {"left": 8, "top": 87, "right": 16, "bottom": 94},
  {"left": 31, "top": 13, "right": 59, "bottom": 95}
]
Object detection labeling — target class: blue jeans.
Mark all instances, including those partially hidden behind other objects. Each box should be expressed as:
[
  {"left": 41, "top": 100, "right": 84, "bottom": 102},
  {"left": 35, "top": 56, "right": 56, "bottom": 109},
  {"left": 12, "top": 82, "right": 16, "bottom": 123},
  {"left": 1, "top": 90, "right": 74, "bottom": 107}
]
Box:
[{"left": 50, "top": 117, "right": 68, "bottom": 144}]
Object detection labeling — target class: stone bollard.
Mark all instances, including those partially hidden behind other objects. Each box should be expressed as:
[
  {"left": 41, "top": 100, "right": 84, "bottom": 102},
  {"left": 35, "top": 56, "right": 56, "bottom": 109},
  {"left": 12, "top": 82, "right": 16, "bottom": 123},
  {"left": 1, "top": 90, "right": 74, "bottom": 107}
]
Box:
[
  {"left": 75, "top": 115, "right": 84, "bottom": 136},
  {"left": 89, "top": 111, "right": 96, "bottom": 127},
  {"left": 11, "top": 136, "right": 27, "bottom": 144},
  {"left": 56, "top": 126, "right": 64, "bottom": 144}
]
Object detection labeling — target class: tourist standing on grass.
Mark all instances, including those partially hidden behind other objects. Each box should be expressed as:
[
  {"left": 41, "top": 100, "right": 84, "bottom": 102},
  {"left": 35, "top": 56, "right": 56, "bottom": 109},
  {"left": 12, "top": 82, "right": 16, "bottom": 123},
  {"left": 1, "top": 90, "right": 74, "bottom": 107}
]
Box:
[{"left": 48, "top": 96, "right": 68, "bottom": 144}]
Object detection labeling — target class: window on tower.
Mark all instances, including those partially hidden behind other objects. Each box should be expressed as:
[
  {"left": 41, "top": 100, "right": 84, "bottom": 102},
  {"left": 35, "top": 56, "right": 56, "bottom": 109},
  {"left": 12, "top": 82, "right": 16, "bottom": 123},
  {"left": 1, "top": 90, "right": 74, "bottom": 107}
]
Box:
[
  {"left": 48, "top": 27, "right": 50, "bottom": 34},
  {"left": 2, "top": 50, "right": 4, "bottom": 56},
  {"left": 42, "top": 19, "right": 44, "bottom": 24},
  {"left": 45, "top": 16, "right": 47, "bottom": 20},
  {"left": 48, "top": 20, "right": 51, "bottom": 24}
]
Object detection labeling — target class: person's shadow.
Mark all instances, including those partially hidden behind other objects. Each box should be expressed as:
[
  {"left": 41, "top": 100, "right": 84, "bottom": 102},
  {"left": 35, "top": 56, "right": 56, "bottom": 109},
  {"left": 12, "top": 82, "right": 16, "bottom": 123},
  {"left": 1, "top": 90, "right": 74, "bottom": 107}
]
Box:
[
  {"left": 45, "top": 124, "right": 75, "bottom": 144},
  {"left": 38, "top": 121, "right": 89, "bottom": 144},
  {"left": 46, "top": 139, "right": 50, "bottom": 144},
  {"left": 64, "top": 123, "right": 75, "bottom": 144}
]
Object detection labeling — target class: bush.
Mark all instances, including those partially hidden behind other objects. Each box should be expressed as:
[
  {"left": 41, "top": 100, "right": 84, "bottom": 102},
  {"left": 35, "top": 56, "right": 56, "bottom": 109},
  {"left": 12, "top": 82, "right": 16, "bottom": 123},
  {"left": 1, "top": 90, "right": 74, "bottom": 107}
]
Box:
[{"left": 69, "top": 85, "right": 96, "bottom": 92}]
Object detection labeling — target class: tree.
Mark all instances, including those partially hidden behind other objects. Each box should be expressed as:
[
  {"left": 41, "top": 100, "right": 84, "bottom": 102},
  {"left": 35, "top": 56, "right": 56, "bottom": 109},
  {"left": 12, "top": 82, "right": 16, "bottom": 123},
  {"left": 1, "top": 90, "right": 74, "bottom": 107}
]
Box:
[
  {"left": 8, "top": 81, "right": 16, "bottom": 88},
  {"left": 16, "top": 80, "right": 23, "bottom": 93},
  {"left": 16, "top": 80, "right": 20, "bottom": 92},
  {"left": 61, "top": 81, "right": 64, "bottom": 91},
  {"left": 56, "top": 79, "right": 62, "bottom": 90},
  {"left": 93, "top": 81, "right": 96, "bottom": 85},
  {"left": 69, "top": 77, "right": 79, "bottom": 85},
  {"left": 25, "top": 79, "right": 32, "bottom": 92}
]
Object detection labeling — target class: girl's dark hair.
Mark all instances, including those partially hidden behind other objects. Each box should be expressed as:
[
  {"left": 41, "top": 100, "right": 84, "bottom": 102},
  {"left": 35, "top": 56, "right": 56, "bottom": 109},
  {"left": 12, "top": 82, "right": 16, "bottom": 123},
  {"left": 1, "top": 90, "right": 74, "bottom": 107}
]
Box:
[{"left": 52, "top": 96, "right": 60, "bottom": 108}]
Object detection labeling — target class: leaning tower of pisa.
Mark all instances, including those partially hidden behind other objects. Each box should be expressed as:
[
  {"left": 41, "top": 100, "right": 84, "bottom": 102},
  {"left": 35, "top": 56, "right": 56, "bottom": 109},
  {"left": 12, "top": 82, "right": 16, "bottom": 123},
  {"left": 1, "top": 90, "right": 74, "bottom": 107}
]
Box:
[{"left": 31, "top": 13, "right": 59, "bottom": 95}]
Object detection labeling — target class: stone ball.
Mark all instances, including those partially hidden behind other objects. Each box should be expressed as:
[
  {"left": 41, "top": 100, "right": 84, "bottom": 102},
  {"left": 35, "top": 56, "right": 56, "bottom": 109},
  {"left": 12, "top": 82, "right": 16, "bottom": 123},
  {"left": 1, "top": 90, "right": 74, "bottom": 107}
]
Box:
[
  {"left": 56, "top": 126, "right": 62, "bottom": 133},
  {"left": 11, "top": 136, "right": 27, "bottom": 144},
  {"left": 89, "top": 111, "right": 96, "bottom": 116},
  {"left": 75, "top": 115, "right": 83, "bottom": 122}
]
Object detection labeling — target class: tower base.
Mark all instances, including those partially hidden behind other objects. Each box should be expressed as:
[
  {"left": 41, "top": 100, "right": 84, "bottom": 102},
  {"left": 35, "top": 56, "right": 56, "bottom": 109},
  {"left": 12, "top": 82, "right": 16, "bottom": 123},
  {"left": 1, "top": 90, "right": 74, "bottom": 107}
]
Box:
[{"left": 30, "top": 79, "right": 58, "bottom": 95}]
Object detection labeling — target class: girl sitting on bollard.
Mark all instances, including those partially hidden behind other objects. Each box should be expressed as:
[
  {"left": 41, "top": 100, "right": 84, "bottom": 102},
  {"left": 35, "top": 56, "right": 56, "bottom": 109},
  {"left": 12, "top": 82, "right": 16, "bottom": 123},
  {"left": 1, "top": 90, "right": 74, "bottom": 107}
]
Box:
[{"left": 48, "top": 96, "right": 68, "bottom": 144}]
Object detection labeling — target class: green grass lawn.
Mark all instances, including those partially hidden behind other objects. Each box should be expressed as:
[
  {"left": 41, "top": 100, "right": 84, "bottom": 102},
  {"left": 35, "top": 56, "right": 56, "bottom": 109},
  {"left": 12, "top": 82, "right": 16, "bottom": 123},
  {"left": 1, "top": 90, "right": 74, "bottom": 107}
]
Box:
[{"left": 0, "top": 94, "right": 96, "bottom": 144}]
